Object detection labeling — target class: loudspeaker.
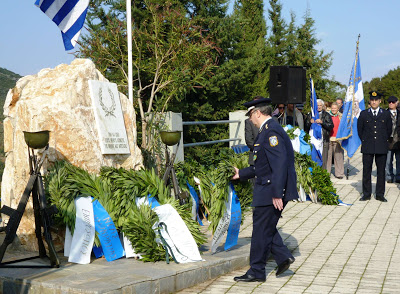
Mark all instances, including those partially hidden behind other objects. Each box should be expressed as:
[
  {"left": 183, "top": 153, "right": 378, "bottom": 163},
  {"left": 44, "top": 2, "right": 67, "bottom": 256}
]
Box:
[{"left": 269, "top": 66, "right": 306, "bottom": 104}]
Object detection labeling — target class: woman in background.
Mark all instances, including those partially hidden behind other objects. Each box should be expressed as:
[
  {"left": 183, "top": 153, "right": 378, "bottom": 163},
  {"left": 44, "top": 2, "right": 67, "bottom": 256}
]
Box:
[{"left": 326, "top": 102, "right": 344, "bottom": 179}]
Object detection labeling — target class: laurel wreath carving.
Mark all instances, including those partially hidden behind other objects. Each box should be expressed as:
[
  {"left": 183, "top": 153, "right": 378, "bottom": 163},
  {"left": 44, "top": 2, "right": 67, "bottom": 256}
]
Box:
[{"left": 99, "top": 87, "right": 116, "bottom": 117}]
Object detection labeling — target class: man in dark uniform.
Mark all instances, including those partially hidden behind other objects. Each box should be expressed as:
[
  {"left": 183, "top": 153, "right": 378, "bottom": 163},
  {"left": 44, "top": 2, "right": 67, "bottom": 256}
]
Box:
[
  {"left": 232, "top": 98, "right": 298, "bottom": 282},
  {"left": 245, "top": 96, "right": 264, "bottom": 166},
  {"left": 357, "top": 91, "right": 392, "bottom": 202}
]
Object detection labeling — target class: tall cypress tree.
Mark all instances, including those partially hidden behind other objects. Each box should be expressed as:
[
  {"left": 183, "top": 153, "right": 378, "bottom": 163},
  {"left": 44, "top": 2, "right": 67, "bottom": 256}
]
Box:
[
  {"left": 267, "top": 0, "right": 287, "bottom": 66},
  {"left": 291, "top": 9, "right": 335, "bottom": 103}
]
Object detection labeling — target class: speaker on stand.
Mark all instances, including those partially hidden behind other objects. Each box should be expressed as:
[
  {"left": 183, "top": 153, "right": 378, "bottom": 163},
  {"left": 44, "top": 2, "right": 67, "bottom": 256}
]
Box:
[{"left": 269, "top": 66, "right": 306, "bottom": 105}]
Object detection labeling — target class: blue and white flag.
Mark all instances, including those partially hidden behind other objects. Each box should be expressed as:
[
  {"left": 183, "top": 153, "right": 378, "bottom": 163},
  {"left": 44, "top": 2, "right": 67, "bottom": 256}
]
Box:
[
  {"left": 309, "top": 78, "right": 323, "bottom": 166},
  {"left": 35, "top": 0, "right": 90, "bottom": 50},
  {"left": 336, "top": 48, "right": 365, "bottom": 158}
]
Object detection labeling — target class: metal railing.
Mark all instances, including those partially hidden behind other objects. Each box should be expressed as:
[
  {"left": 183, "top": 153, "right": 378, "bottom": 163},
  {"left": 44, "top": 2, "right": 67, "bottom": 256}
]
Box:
[{"left": 182, "top": 120, "right": 241, "bottom": 148}]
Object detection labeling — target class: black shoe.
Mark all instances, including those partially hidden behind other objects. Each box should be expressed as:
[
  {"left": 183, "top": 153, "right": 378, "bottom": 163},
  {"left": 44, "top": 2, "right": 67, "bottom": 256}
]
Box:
[
  {"left": 276, "top": 257, "right": 295, "bottom": 276},
  {"left": 336, "top": 176, "right": 343, "bottom": 179},
  {"left": 376, "top": 196, "right": 388, "bottom": 202},
  {"left": 233, "top": 273, "right": 266, "bottom": 282},
  {"left": 387, "top": 179, "right": 393, "bottom": 183},
  {"left": 360, "top": 195, "right": 371, "bottom": 201}
]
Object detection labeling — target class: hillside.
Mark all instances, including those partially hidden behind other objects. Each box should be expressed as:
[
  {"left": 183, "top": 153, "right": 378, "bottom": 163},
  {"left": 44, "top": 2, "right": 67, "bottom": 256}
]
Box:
[
  {"left": 0, "top": 67, "right": 21, "bottom": 183},
  {"left": 0, "top": 67, "right": 20, "bottom": 109}
]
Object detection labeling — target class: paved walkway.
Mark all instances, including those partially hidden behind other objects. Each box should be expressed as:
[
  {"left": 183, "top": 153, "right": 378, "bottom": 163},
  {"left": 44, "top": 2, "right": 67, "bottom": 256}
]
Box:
[{"left": 178, "top": 151, "right": 400, "bottom": 294}]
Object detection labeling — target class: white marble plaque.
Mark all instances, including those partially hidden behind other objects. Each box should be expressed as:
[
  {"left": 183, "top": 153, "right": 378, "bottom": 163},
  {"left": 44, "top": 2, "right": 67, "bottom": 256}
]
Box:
[{"left": 88, "top": 80, "right": 130, "bottom": 154}]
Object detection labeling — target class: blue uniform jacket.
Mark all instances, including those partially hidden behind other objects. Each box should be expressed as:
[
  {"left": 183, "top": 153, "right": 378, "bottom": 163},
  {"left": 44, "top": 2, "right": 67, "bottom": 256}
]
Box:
[{"left": 239, "top": 118, "right": 299, "bottom": 206}]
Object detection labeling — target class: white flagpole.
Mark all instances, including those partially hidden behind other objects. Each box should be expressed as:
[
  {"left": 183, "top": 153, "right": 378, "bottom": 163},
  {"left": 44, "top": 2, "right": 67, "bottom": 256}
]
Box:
[{"left": 126, "top": 0, "right": 133, "bottom": 103}]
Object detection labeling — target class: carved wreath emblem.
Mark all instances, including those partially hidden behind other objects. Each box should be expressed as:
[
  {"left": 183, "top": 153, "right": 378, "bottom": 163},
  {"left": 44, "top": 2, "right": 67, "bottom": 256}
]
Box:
[{"left": 99, "top": 87, "right": 116, "bottom": 117}]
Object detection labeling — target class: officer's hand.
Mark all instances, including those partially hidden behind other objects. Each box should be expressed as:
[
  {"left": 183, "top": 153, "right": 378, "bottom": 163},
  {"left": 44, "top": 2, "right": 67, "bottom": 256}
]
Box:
[
  {"left": 272, "top": 197, "right": 283, "bottom": 211},
  {"left": 315, "top": 119, "right": 322, "bottom": 124},
  {"left": 232, "top": 167, "right": 240, "bottom": 180}
]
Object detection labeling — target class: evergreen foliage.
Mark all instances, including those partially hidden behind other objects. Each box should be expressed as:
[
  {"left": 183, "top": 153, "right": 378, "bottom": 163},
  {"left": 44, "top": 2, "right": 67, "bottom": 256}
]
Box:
[{"left": 363, "top": 66, "right": 400, "bottom": 108}]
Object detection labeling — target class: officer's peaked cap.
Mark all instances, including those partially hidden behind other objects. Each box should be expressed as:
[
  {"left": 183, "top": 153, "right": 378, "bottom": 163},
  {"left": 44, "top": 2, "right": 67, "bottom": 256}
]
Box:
[
  {"left": 369, "top": 91, "right": 383, "bottom": 100},
  {"left": 244, "top": 97, "right": 272, "bottom": 116}
]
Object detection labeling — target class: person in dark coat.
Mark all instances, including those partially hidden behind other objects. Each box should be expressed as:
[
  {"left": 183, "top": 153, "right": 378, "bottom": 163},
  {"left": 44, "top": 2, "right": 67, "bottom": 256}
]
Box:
[
  {"left": 386, "top": 96, "right": 400, "bottom": 183},
  {"left": 357, "top": 91, "right": 392, "bottom": 202},
  {"left": 232, "top": 98, "right": 298, "bottom": 282},
  {"left": 336, "top": 98, "right": 344, "bottom": 113},
  {"left": 245, "top": 118, "right": 259, "bottom": 166}
]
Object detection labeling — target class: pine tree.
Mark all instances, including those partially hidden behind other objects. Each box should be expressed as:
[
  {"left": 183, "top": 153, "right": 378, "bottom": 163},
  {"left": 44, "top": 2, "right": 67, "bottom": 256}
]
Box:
[
  {"left": 292, "top": 9, "right": 334, "bottom": 103},
  {"left": 267, "top": 0, "right": 287, "bottom": 66}
]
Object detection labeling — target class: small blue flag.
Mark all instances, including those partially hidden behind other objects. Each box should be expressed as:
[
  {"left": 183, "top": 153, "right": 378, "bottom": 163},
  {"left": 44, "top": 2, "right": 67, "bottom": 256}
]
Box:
[{"left": 309, "top": 78, "right": 323, "bottom": 166}]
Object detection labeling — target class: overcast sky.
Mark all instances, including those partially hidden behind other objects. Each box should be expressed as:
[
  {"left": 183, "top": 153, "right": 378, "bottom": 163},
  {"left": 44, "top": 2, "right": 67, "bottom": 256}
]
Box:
[{"left": 1, "top": 0, "right": 399, "bottom": 86}]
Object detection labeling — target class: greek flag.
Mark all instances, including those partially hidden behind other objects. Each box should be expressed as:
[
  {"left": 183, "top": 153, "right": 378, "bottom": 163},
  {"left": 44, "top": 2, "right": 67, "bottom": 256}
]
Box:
[
  {"left": 309, "top": 78, "right": 323, "bottom": 166},
  {"left": 35, "top": 0, "right": 90, "bottom": 50},
  {"left": 336, "top": 49, "right": 365, "bottom": 158}
]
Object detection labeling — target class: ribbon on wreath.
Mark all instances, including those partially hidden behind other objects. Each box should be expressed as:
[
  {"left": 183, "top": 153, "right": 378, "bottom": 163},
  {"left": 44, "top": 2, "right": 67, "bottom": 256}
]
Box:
[
  {"left": 67, "top": 196, "right": 96, "bottom": 264},
  {"left": 93, "top": 199, "right": 125, "bottom": 261},
  {"left": 186, "top": 181, "right": 203, "bottom": 225},
  {"left": 211, "top": 183, "right": 241, "bottom": 253}
]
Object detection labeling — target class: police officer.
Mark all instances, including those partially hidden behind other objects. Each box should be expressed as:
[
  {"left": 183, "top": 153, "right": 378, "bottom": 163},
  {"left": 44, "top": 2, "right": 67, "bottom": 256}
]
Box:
[
  {"left": 245, "top": 96, "right": 264, "bottom": 166},
  {"left": 232, "top": 98, "right": 298, "bottom": 282},
  {"left": 357, "top": 91, "right": 392, "bottom": 202}
]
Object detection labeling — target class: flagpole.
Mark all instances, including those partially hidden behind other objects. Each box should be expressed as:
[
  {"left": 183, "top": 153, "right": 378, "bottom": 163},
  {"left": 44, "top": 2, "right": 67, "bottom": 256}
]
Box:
[
  {"left": 126, "top": 0, "right": 133, "bottom": 103},
  {"left": 346, "top": 34, "right": 361, "bottom": 180}
]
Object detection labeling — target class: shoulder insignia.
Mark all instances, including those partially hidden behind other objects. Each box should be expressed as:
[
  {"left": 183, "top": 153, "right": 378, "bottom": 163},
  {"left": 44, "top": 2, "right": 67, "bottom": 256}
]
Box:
[
  {"left": 269, "top": 136, "right": 278, "bottom": 147},
  {"left": 254, "top": 144, "right": 260, "bottom": 146}
]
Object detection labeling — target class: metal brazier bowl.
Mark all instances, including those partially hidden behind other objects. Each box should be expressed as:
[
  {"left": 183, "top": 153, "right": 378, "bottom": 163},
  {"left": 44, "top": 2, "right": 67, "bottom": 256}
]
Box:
[
  {"left": 160, "top": 131, "right": 181, "bottom": 146},
  {"left": 23, "top": 131, "right": 50, "bottom": 149}
]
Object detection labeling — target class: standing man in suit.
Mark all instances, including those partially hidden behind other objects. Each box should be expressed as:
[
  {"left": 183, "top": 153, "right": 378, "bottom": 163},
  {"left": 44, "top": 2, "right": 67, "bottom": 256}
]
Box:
[
  {"left": 357, "top": 91, "right": 392, "bottom": 202},
  {"left": 232, "top": 98, "right": 298, "bottom": 282},
  {"left": 245, "top": 96, "right": 264, "bottom": 166}
]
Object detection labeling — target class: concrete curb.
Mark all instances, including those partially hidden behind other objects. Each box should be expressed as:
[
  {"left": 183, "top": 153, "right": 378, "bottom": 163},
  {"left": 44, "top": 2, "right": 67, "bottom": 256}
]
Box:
[{"left": 0, "top": 236, "right": 251, "bottom": 293}]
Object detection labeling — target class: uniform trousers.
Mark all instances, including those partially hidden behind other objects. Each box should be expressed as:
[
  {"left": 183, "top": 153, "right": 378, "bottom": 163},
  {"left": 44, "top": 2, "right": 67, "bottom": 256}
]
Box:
[
  {"left": 386, "top": 149, "right": 400, "bottom": 182},
  {"left": 247, "top": 203, "right": 293, "bottom": 279},
  {"left": 326, "top": 141, "right": 344, "bottom": 178},
  {"left": 362, "top": 153, "right": 387, "bottom": 197}
]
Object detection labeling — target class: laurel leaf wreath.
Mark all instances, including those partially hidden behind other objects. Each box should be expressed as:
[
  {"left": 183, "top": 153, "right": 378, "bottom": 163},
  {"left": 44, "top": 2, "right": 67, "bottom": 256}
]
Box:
[{"left": 99, "top": 87, "right": 116, "bottom": 117}]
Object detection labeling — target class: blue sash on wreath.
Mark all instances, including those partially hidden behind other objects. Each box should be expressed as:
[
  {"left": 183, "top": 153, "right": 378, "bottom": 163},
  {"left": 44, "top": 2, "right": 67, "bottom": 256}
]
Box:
[
  {"left": 186, "top": 181, "right": 203, "bottom": 225},
  {"left": 224, "top": 183, "right": 241, "bottom": 251},
  {"left": 93, "top": 199, "right": 125, "bottom": 261}
]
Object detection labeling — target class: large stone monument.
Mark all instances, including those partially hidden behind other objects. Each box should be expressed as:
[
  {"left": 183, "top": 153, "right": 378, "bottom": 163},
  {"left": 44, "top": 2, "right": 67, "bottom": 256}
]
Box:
[{"left": 1, "top": 58, "right": 143, "bottom": 250}]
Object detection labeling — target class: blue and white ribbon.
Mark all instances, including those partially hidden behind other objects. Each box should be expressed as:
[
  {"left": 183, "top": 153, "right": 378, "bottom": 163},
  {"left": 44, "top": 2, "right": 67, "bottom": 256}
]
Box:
[{"left": 93, "top": 199, "right": 125, "bottom": 262}]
